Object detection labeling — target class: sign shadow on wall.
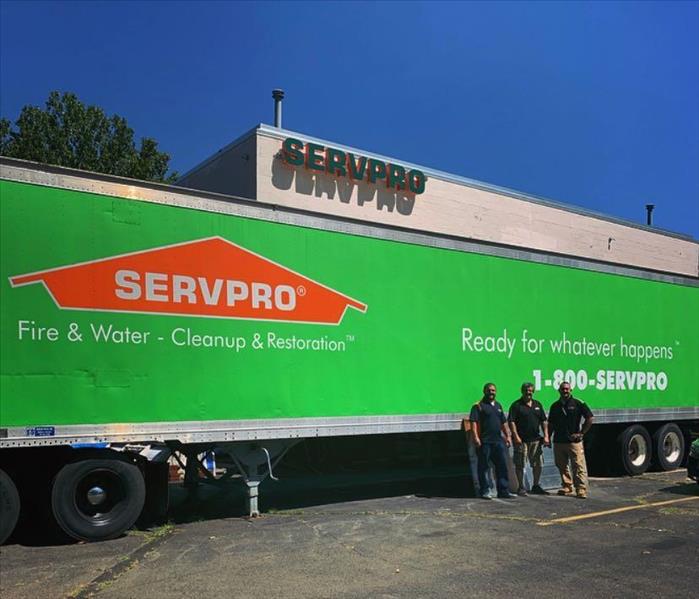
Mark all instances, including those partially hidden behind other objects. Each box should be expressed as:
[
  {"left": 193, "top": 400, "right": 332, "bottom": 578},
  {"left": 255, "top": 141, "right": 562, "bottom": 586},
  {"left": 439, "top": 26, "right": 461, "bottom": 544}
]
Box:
[{"left": 271, "top": 155, "right": 416, "bottom": 216}]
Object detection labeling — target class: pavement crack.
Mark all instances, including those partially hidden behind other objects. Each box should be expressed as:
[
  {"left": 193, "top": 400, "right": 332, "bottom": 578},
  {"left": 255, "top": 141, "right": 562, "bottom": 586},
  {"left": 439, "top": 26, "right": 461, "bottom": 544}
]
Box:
[{"left": 67, "top": 524, "right": 175, "bottom": 599}]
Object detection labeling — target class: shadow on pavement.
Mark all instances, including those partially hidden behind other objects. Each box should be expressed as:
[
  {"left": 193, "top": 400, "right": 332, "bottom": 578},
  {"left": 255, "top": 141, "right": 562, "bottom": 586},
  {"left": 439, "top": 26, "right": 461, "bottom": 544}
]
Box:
[
  {"left": 658, "top": 481, "right": 699, "bottom": 496},
  {"left": 167, "top": 466, "right": 474, "bottom": 523},
  {"left": 7, "top": 513, "right": 79, "bottom": 547}
]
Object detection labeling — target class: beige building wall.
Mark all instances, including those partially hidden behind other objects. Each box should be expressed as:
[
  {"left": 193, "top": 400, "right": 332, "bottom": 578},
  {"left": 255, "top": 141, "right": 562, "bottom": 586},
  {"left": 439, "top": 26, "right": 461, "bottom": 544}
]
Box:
[{"left": 255, "top": 129, "right": 698, "bottom": 278}]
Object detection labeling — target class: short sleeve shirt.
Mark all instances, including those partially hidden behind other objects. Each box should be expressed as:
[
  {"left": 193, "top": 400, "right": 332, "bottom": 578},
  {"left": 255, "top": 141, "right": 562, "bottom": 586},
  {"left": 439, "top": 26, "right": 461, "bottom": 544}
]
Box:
[
  {"left": 548, "top": 398, "right": 593, "bottom": 443},
  {"left": 469, "top": 400, "right": 506, "bottom": 443},
  {"left": 508, "top": 398, "right": 547, "bottom": 442}
]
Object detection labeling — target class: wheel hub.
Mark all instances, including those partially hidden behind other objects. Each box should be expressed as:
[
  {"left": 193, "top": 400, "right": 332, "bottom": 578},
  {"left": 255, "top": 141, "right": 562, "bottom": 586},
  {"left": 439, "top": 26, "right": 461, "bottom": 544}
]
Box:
[
  {"left": 663, "top": 432, "right": 681, "bottom": 463},
  {"left": 86, "top": 486, "right": 107, "bottom": 506},
  {"left": 628, "top": 434, "right": 648, "bottom": 467}
]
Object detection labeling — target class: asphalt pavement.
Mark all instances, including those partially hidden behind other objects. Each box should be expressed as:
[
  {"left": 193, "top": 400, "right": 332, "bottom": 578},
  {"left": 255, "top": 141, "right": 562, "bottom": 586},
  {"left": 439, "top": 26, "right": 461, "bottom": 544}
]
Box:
[{"left": 1, "top": 470, "right": 697, "bottom": 599}]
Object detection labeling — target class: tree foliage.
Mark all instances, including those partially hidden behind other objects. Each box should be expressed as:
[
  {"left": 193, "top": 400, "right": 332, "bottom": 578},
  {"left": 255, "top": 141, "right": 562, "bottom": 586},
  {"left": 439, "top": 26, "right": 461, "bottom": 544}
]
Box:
[{"left": 0, "top": 92, "right": 177, "bottom": 182}]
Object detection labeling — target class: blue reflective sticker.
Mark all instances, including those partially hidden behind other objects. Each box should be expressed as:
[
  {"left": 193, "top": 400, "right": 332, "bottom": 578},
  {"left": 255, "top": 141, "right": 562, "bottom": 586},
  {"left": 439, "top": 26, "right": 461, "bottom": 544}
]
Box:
[{"left": 71, "top": 442, "right": 109, "bottom": 449}]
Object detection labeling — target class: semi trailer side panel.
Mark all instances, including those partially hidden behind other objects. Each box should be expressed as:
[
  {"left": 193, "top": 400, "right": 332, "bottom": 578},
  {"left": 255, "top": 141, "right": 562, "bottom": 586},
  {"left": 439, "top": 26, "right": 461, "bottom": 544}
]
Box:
[{"left": 1, "top": 177, "right": 697, "bottom": 440}]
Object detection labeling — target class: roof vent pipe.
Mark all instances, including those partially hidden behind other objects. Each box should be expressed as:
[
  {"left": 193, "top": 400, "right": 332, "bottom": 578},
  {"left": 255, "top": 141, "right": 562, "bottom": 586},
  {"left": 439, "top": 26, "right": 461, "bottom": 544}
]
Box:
[
  {"left": 272, "top": 89, "right": 284, "bottom": 128},
  {"left": 645, "top": 203, "right": 655, "bottom": 226}
]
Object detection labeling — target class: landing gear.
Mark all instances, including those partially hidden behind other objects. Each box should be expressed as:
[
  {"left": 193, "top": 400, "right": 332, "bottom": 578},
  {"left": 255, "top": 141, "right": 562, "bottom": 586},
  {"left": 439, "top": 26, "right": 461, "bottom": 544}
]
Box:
[
  {"left": 226, "top": 440, "right": 296, "bottom": 517},
  {"left": 172, "top": 441, "right": 297, "bottom": 517}
]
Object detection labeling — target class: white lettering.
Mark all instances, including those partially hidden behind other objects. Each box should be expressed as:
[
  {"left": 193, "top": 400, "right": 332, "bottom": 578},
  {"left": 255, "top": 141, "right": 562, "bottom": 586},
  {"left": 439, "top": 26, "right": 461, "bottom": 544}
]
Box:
[
  {"left": 115, "top": 270, "right": 298, "bottom": 311},
  {"left": 275, "top": 285, "right": 296, "bottom": 311},
  {"left": 172, "top": 275, "right": 197, "bottom": 304},
  {"left": 252, "top": 283, "right": 273, "bottom": 309},
  {"left": 461, "top": 327, "right": 515, "bottom": 358},
  {"left": 90, "top": 323, "right": 150, "bottom": 344},
  {"left": 170, "top": 327, "right": 246, "bottom": 351},
  {"left": 226, "top": 281, "right": 249, "bottom": 306},
  {"left": 198, "top": 277, "right": 223, "bottom": 305},
  {"left": 646, "top": 372, "right": 657, "bottom": 390},
  {"left": 145, "top": 272, "right": 169, "bottom": 302},
  {"left": 172, "top": 327, "right": 186, "bottom": 346},
  {"left": 115, "top": 270, "right": 141, "bottom": 300},
  {"left": 615, "top": 371, "right": 626, "bottom": 390},
  {"left": 17, "top": 320, "right": 59, "bottom": 341}
]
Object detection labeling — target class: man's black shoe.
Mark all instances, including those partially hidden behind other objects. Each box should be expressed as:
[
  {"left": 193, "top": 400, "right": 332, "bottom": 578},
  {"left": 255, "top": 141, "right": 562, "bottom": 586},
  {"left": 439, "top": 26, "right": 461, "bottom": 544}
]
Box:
[
  {"left": 530, "top": 485, "right": 550, "bottom": 495},
  {"left": 497, "top": 492, "right": 518, "bottom": 499}
]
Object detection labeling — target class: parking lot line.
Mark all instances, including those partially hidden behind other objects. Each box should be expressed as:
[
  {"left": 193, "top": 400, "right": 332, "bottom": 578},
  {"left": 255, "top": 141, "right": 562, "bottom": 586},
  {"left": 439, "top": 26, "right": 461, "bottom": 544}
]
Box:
[{"left": 537, "top": 495, "right": 699, "bottom": 526}]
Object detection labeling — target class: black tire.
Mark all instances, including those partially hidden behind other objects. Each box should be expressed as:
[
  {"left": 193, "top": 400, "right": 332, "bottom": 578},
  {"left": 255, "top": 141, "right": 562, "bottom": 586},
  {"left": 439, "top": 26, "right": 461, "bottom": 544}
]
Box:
[
  {"left": 617, "top": 425, "right": 652, "bottom": 475},
  {"left": 0, "top": 469, "right": 21, "bottom": 545},
  {"left": 51, "top": 458, "right": 145, "bottom": 542},
  {"left": 653, "top": 423, "right": 685, "bottom": 471}
]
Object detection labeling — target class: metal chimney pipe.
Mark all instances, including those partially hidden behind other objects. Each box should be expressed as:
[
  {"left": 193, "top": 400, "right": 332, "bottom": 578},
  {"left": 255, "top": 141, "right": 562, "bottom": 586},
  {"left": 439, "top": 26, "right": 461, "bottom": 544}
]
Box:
[
  {"left": 272, "top": 89, "right": 284, "bottom": 128},
  {"left": 645, "top": 204, "right": 655, "bottom": 226}
]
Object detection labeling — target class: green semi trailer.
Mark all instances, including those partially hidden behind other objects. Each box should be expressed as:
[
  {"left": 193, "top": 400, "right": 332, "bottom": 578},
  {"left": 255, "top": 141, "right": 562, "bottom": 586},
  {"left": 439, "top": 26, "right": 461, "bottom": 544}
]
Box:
[{"left": 1, "top": 157, "right": 697, "bottom": 543}]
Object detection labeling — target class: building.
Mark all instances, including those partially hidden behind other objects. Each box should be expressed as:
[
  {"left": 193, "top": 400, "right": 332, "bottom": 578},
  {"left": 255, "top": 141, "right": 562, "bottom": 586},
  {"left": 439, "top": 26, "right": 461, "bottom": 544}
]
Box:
[{"left": 178, "top": 107, "right": 698, "bottom": 280}]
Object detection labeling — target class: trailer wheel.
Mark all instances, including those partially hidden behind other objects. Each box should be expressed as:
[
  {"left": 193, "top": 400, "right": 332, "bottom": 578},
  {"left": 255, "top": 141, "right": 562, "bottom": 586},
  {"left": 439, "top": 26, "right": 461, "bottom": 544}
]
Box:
[
  {"left": 51, "top": 458, "right": 145, "bottom": 542},
  {"left": 653, "top": 424, "right": 685, "bottom": 471},
  {"left": 0, "top": 469, "right": 21, "bottom": 545},
  {"left": 618, "top": 425, "right": 652, "bottom": 475}
]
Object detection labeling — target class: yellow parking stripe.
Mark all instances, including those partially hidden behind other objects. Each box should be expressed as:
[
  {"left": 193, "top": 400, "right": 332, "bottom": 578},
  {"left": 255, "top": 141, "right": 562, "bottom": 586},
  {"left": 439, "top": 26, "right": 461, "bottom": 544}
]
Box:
[{"left": 537, "top": 495, "right": 699, "bottom": 526}]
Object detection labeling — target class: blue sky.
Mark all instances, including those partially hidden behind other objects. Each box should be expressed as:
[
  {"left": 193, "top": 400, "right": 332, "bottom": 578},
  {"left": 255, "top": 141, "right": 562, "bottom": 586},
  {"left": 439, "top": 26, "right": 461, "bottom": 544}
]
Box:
[{"left": 1, "top": 1, "right": 698, "bottom": 237}]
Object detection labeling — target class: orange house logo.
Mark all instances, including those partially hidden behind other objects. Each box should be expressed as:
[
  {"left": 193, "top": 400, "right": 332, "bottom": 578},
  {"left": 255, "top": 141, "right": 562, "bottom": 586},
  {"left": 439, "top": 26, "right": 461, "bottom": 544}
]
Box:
[{"left": 9, "top": 237, "right": 367, "bottom": 325}]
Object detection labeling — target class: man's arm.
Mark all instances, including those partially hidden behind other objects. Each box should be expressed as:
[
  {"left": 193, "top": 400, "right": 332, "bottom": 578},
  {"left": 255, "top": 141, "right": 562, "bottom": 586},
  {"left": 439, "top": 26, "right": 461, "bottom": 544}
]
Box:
[
  {"left": 572, "top": 404, "right": 594, "bottom": 441},
  {"left": 498, "top": 405, "right": 512, "bottom": 447},
  {"left": 547, "top": 404, "right": 557, "bottom": 444},
  {"left": 538, "top": 403, "right": 550, "bottom": 444},
  {"left": 469, "top": 404, "right": 482, "bottom": 447},
  {"left": 510, "top": 420, "right": 522, "bottom": 445},
  {"left": 501, "top": 422, "right": 513, "bottom": 447},
  {"left": 471, "top": 420, "right": 482, "bottom": 448},
  {"left": 508, "top": 403, "right": 522, "bottom": 445}
]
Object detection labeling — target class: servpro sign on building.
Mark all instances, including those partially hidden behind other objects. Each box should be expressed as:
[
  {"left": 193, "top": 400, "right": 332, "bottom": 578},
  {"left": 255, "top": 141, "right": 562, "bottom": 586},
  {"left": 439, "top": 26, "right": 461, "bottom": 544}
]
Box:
[{"left": 281, "top": 137, "right": 427, "bottom": 195}]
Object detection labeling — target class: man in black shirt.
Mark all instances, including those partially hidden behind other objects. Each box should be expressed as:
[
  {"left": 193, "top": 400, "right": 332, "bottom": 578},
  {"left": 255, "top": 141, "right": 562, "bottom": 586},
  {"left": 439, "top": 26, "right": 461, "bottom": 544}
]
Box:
[
  {"left": 548, "top": 381, "right": 594, "bottom": 498},
  {"left": 508, "top": 382, "right": 549, "bottom": 496},
  {"left": 469, "top": 382, "right": 516, "bottom": 500}
]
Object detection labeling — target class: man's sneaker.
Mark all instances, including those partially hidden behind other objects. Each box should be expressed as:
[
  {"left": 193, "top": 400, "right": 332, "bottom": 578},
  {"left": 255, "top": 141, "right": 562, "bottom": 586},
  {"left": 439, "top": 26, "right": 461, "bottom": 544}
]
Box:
[
  {"left": 497, "top": 492, "right": 518, "bottom": 499},
  {"left": 517, "top": 488, "right": 528, "bottom": 497},
  {"left": 576, "top": 492, "right": 588, "bottom": 499},
  {"left": 557, "top": 488, "right": 574, "bottom": 496},
  {"left": 480, "top": 494, "right": 493, "bottom": 500},
  {"left": 531, "top": 485, "right": 550, "bottom": 496}
]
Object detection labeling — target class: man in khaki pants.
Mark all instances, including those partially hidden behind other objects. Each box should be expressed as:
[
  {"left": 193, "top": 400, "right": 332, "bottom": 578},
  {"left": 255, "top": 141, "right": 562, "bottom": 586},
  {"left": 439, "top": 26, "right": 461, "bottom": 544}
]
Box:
[
  {"left": 548, "top": 382, "right": 594, "bottom": 498},
  {"left": 508, "top": 382, "right": 550, "bottom": 496}
]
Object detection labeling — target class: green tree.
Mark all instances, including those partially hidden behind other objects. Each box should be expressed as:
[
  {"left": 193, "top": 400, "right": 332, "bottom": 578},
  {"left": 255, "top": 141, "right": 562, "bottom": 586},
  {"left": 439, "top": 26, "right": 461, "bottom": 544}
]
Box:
[{"left": 0, "top": 91, "right": 177, "bottom": 182}]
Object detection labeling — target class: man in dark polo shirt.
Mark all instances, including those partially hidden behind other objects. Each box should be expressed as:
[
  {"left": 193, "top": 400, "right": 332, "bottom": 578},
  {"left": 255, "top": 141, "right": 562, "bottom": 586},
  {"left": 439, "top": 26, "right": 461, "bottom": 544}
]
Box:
[
  {"left": 548, "top": 381, "right": 594, "bottom": 498},
  {"left": 469, "top": 382, "right": 516, "bottom": 500},
  {"left": 508, "top": 382, "right": 550, "bottom": 496}
]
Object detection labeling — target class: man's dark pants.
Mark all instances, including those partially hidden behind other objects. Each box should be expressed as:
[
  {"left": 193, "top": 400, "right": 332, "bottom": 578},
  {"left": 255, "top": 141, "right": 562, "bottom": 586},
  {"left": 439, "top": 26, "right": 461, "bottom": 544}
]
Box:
[{"left": 476, "top": 441, "right": 510, "bottom": 496}]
